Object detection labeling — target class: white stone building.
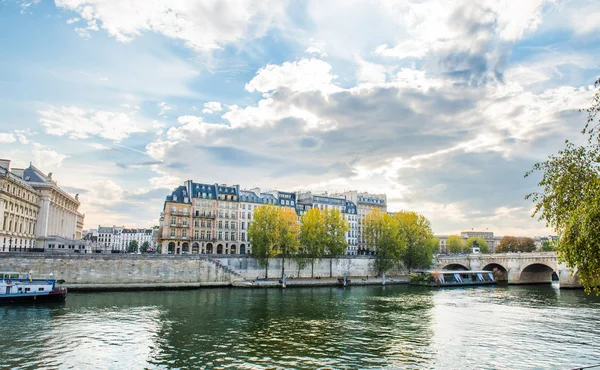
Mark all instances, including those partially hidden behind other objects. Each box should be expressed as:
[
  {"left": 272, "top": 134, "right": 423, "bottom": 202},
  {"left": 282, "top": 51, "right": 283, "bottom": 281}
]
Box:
[{"left": 0, "top": 159, "right": 84, "bottom": 252}]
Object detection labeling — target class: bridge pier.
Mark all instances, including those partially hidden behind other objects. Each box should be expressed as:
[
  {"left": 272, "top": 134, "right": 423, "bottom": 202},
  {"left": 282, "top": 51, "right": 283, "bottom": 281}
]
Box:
[{"left": 558, "top": 263, "right": 582, "bottom": 289}]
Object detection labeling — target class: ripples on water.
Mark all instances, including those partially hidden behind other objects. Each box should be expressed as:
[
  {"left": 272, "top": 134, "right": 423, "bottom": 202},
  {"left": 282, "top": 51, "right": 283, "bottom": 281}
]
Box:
[{"left": 0, "top": 284, "right": 598, "bottom": 369}]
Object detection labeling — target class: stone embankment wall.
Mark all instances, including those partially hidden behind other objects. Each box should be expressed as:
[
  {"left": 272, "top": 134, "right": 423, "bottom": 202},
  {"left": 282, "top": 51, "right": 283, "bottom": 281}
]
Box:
[{"left": 0, "top": 253, "right": 404, "bottom": 290}]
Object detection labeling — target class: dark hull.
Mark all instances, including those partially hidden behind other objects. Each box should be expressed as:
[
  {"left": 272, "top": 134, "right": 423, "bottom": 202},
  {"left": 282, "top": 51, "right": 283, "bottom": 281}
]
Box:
[{"left": 0, "top": 290, "right": 66, "bottom": 304}]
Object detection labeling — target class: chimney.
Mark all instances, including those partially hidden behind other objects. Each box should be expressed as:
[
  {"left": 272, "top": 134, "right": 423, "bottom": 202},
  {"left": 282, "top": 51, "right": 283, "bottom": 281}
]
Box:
[{"left": 0, "top": 159, "right": 10, "bottom": 171}]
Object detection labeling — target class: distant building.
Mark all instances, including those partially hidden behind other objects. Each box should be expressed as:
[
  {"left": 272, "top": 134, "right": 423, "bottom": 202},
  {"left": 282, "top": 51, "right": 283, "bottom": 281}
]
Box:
[
  {"left": 0, "top": 159, "right": 84, "bottom": 252},
  {"left": 96, "top": 225, "right": 156, "bottom": 252},
  {"left": 436, "top": 231, "right": 502, "bottom": 253}
]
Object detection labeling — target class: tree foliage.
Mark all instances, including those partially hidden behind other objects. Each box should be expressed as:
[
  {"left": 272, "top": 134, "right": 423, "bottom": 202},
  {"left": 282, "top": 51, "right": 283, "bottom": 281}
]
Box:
[
  {"left": 248, "top": 205, "right": 300, "bottom": 279},
  {"left": 540, "top": 240, "right": 556, "bottom": 252},
  {"left": 395, "top": 211, "right": 437, "bottom": 270},
  {"left": 140, "top": 241, "right": 150, "bottom": 253},
  {"left": 364, "top": 210, "right": 406, "bottom": 274},
  {"left": 127, "top": 240, "right": 138, "bottom": 253},
  {"left": 447, "top": 235, "right": 465, "bottom": 254},
  {"left": 322, "top": 209, "right": 350, "bottom": 257},
  {"left": 465, "top": 236, "right": 489, "bottom": 253},
  {"left": 299, "top": 208, "right": 349, "bottom": 276},
  {"left": 496, "top": 236, "right": 536, "bottom": 253},
  {"left": 526, "top": 78, "right": 600, "bottom": 294}
]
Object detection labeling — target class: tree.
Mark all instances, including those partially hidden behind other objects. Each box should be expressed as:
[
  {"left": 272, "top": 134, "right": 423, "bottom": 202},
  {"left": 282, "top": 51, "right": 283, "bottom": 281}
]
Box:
[
  {"left": 364, "top": 210, "right": 406, "bottom": 274},
  {"left": 127, "top": 240, "right": 139, "bottom": 253},
  {"left": 140, "top": 241, "right": 150, "bottom": 253},
  {"left": 395, "top": 211, "right": 437, "bottom": 270},
  {"left": 496, "top": 236, "right": 536, "bottom": 253},
  {"left": 526, "top": 78, "right": 600, "bottom": 294},
  {"left": 322, "top": 208, "right": 350, "bottom": 257},
  {"left": 299, "top": 208, "right": 326, "bottom": 277},
  {"left": 447, "top": 235, "right": 465, "bottom": 254},
  {"left": 248, "top": 205, "right": 300, "bottom": 279},
  {"left": 278, "top": 206, "right": 301, "bottom": 279},
  {"left": 465, "top": 236, "right": 489, "bottom": 253},
  {"left": 298, "top": 208, "right": 349, "bottom": 277},
  {"left": 540, "top": 240, "right": 556, "bottom": 252},
  {"left": 248, "top": 205, "right": 280, "bottom": 279}
]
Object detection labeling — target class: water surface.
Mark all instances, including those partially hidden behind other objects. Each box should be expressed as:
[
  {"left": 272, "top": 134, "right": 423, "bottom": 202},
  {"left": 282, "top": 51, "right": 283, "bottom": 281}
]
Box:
[{"left": 0, "top": 284, "right": 598, "bottom": 369}]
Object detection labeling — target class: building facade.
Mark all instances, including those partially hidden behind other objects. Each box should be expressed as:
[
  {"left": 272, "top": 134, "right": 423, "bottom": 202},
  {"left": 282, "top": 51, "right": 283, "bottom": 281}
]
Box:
[
  {"left": 0, "top": 159, "right": 84, "bottom": 252},
  {"left": 96, "top": 225, "right": 156, "bottom": 252}
]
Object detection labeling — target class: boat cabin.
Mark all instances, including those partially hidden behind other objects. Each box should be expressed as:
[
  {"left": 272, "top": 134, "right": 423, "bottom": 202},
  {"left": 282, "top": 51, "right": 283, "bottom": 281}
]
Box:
[{"left": 410, "top": 270, "right": 496, "bottom": 287}]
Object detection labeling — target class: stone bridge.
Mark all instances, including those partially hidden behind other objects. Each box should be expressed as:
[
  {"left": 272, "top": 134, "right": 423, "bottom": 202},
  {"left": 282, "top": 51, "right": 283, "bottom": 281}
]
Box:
[{"left": 435, "top": 252, "right": 581, "bottom": 288}]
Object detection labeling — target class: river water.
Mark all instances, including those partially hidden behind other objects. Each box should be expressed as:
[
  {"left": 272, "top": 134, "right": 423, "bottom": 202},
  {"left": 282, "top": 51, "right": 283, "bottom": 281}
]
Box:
[{"left": 0, "top": 284, "right": 598, "bottom": 369}]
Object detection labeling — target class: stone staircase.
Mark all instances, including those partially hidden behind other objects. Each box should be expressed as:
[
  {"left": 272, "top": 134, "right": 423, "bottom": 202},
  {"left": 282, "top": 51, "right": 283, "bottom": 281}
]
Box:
[{"left": 208, "top": 258, "right": 243, "bottom": 279}]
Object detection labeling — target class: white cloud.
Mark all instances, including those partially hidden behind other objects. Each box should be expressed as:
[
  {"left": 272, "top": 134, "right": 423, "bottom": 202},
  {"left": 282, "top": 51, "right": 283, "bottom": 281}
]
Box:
[
  {"left": 31, "top": 143, "right": 68, "bottom": 169},
  {"left": 55, "top": 0, "right": 286, "bottom": 50},
  {"left": 39, "top": 106, "right": 146, "bottom": 142},
  {"left": 245, "top": 58, "right": 340, "bottom": 94},
  {"left": 157, "top": 102, "right": 172, "bottom": 117},
  {"left": 0, "top": 133, "right": 16, "bottom": 143},
  {"left": 202, "top": 101, "right": 223, "bottom": 114}
]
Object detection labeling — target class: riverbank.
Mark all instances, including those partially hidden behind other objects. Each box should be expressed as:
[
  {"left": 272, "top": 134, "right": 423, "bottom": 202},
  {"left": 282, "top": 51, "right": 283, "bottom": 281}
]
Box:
[{"left": 64, "top": 276, "right": 410, "bottom": 291}]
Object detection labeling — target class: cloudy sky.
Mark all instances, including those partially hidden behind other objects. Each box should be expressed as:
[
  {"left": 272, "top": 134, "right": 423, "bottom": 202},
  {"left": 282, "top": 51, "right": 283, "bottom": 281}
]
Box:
[{"left": 1, "top": 0, "right": 598, "bottom": 235}]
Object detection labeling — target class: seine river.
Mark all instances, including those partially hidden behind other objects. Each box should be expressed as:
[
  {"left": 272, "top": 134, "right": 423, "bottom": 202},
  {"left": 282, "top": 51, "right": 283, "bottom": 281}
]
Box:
[{"left": 1, "top": 284, "right": 599, "bottom": 369}]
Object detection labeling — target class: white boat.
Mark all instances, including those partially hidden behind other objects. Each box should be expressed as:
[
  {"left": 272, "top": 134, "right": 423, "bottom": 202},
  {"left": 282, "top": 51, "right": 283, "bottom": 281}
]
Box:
[
  {"left": 0, "top": 272, "right": 67, "bottom": 304},
  {"left": 410, "top": 270, "right": 496, "bottom": 287}
]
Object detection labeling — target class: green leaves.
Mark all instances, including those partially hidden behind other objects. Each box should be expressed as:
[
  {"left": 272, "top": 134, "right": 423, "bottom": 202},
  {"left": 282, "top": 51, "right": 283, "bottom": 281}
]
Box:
[
  {"left": 248, "top": 205, "right": 299, "bottom": 267},
  {"left": 299, "top": 208, "right": 349, "bottom": 259},
  {"left": 364, "top": 210, "right": 436, "bottom": 273},
  {"left": 526, "top": 78, "right": 600, "bottom": 294}
]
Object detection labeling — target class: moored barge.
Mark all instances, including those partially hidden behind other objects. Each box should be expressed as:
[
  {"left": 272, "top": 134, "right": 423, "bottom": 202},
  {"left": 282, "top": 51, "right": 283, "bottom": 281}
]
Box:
[
  {"left": 0, "top": 271, "right": 67, "bottom": 303},
  {"left": 410, "top": 270, "right": 496, "bottom": 287}
]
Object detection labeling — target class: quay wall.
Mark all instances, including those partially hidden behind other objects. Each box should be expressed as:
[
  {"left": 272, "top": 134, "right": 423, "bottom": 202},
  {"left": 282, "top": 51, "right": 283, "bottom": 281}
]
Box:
[{"left": 0, "top": 253, "right": 403, "bottom": 289}]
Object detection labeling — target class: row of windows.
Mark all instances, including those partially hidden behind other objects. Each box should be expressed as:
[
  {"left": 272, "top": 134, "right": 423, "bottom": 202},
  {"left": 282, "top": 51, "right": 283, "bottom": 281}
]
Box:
[
  {"left": 1, "top": 216, "right": 36, "bottom": 234},
  {"left": 169, "top": 229, "right": 249, "bottom": 242},
  {"left": 2, "top": 182, "right": 39, "bottom": 204},
  {"left": 3, "top": 200, "right": 38, "bottom": 218}
]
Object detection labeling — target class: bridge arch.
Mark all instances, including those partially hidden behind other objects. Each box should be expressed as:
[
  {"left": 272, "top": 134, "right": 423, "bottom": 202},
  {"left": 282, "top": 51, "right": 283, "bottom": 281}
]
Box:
[
  {"left": 442, "top": 263, "right": 469, "bottom": 271},
  {"left": 519, "top": 262, "right": 556, "bottom": 284},
  {"left": 483, "top": 263, "right": 508, "bottom": 282}
]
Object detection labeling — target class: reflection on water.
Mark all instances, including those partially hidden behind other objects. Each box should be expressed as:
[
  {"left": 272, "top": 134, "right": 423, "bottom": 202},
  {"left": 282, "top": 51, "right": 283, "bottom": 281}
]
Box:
[{"left": 0, "top": 284, "right": 599, "bottom": 369}]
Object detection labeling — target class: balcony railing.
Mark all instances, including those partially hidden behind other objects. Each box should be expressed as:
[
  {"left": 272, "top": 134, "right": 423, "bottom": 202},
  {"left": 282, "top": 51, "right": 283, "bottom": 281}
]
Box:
[
  {"left": 193, "top": 213, "right": 216, "bottom": 218},
  {"left": 169, "top": 223, "right": 189, "bottom": 228},
  {"left": 170, "top": 211, "right": 190, "bottom": 217}
]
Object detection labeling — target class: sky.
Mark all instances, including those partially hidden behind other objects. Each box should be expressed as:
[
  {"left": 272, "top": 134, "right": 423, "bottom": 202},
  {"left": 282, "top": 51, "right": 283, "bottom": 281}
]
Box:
[{"left": 0, "top": 0, "right": 598, "bottom": 236}]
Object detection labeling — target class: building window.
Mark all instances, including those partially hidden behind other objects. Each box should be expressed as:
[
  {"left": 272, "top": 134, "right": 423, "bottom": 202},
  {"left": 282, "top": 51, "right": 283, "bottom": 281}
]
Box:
[
  {"left": 218, "top": 221, "right": 223, "bottom": 229},
  {"left": 182, "top": 230, "right": 187, "bottom": 238},
  {"left": 225, "top": 232, "right": 229, "bottom": 241},
  {"left": 225, "top": 221, "right": 229, "bottom": 229},
  {"left": 170, "top": 229, "right": 175, "bottom": 237},
  {"left": 218, "top": 231, "right": 222, "bottom": 240}
]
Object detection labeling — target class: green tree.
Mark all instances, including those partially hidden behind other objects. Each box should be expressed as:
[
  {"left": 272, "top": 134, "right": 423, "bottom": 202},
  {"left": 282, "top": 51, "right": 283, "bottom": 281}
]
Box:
[
  {"left": 465, "top": 236, "right": 489, "bottom": 253},
  {"left": 156, "top": 245, "right": 162, "bottom": 254},
  {"left": 395, "top": 211, "right": 437, "bottom": 270},
  {"left": 364, "top": 210, "right": 406, "bottom": 274},
  {"left": 322, "top": 208, "right": 350, "bottom": 257},
  {"left": 127, "top": 240, "right": 139, "bottom": 253},
  {"left": 299, "top": 208, "right": 326, "bottom": 277},
  {"left": 526, "top": 78, "right": 600, "bottom": 294},
  {"left": 446, "top": 235, "right": 465, "bottom": 254},
  {"left": 278, "top": 207, "right": 301, "bottom": 279},
  {"left": 140, "top": 241, "right": 150, "bottom": 253},
  {"left": 248, "top": 205, "right": 300, "bottom": 279},
  {"left": 540, "top": 240, "right": 556, "bottom": 252}
]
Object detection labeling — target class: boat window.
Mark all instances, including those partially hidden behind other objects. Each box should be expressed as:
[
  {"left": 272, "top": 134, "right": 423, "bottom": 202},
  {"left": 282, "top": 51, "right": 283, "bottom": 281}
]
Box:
[
  {"left": 25, "top": 288, "right": 31, "bottom": 292},
  {"left": 38, "top": 288, "right": 44, "bottom": 291}
]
